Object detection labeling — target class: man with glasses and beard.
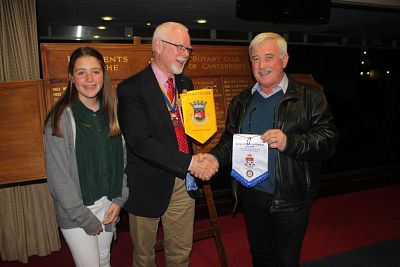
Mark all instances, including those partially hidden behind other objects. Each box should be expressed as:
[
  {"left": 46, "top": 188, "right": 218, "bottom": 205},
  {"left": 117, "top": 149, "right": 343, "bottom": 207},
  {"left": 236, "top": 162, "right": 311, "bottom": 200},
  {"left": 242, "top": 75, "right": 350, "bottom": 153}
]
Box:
[{"left": 117, "top": 22, "right": 218, "bottom": 267}]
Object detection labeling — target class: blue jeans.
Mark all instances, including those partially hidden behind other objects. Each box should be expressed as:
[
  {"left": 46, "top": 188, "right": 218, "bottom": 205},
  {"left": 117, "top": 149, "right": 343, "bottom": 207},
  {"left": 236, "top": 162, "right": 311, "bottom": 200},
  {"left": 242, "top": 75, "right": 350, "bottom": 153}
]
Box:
[{"left": 242, "top": 188, "right": 312, "bottom": 267}]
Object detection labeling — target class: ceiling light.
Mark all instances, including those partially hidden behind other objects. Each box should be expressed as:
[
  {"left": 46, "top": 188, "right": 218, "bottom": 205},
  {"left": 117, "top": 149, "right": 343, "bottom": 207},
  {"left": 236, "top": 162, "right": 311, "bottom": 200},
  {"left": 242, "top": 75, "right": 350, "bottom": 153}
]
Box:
[
  {"left": 94, "top": 35, "right": 100, "bottom": 39},
  {"left": 196, "top": 19, "right": 207, "bottom": 24},
  {"left": 97, "top": 26, "right": 106, "bottom": 30},
  {"left": 146, "top": 22, "right": 151, "bottom": 26},
  {"left": 76, "top": 25, "right": 82, "bottom": 38},
  {"left": 101, "top": 16, "right": 113, "bottom": 21}
]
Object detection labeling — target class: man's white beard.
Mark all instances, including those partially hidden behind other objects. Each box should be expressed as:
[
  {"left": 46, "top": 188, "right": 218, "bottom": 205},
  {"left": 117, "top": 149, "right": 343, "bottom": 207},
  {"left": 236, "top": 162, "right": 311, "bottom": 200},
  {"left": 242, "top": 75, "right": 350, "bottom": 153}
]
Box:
[{"left": 171, "top": 62, "right": 185, "bottom": 74}]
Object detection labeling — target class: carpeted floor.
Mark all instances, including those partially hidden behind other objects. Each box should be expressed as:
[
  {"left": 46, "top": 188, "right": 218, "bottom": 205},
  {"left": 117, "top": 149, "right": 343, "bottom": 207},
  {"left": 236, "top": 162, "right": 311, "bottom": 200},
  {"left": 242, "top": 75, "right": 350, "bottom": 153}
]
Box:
[
  {"left": 302, "top": 238, "right": 400, "bottom": 267},
  {"left": 2, "top": 184, "right": 400, "bottom": 266},
  {"left": 300, "top": 183, "right": 400, "bottom": 262}
]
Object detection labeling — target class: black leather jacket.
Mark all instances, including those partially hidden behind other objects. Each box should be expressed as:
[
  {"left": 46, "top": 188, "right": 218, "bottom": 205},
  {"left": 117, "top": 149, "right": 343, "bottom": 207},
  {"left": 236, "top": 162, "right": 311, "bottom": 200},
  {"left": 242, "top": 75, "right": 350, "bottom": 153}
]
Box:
[{"left": 211, "top": 76, "right": 339, "bottom": 212}]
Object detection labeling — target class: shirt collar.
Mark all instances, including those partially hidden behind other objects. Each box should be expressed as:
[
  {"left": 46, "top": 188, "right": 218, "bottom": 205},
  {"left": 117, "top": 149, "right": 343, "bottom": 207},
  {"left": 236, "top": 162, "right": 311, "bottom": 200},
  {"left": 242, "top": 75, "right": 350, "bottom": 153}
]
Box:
[
  {"left": 71, "top": 99, "right": 102, "bottom": 119},
  {"left": 151, "top": 62, "right": 173, "bottom": 93},
  {"left": 251, "top": 73, "right": 288, "bottom": 97}
]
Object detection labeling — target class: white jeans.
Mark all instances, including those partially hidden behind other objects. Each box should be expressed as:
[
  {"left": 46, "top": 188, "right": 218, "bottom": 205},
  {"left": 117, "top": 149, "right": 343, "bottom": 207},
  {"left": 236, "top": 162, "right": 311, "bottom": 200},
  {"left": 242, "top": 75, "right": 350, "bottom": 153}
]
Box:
[{"left": 61, "top": 196, "right": 114, "bottom": 267}]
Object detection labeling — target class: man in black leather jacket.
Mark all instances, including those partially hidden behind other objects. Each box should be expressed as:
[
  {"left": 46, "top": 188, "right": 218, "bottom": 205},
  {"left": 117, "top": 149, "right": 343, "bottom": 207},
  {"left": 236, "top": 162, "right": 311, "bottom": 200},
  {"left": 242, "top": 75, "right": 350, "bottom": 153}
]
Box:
[{"left": 208, "top": 32, "right": 339, "bottom": 267}]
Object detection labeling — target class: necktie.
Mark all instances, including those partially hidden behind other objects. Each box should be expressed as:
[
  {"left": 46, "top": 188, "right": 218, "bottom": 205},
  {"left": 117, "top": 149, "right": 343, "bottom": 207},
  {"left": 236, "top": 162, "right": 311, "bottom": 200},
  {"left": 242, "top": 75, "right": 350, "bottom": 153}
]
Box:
[
  {"left": 166, "top": 78, "right": 197, "bottom": 194},
  {"left": 166, "top": 78, "right": 175, "bottom": 102},
  {"left": 166, "top": 78, "right": 189, "bottom": 154}
]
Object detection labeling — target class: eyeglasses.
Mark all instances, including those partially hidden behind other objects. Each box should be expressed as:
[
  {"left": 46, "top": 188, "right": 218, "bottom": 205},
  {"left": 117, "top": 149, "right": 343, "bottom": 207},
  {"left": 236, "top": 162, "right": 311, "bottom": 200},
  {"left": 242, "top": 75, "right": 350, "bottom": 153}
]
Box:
[{"left": 161, "top": 40, "right": 193, "bottom": 54}]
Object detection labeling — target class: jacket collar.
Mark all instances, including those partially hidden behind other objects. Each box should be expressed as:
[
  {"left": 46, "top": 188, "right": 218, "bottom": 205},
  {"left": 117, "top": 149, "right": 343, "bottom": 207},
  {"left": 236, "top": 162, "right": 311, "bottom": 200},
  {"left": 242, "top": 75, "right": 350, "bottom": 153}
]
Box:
[
  {"left": 284, "top": 75, "right": 301, "bottom": 100},
  {"left": 237, "top": 73, "right": 302, "bottom": 109},
  {"left": 143, "top": 65, "right": 177, "bottom": 132}
]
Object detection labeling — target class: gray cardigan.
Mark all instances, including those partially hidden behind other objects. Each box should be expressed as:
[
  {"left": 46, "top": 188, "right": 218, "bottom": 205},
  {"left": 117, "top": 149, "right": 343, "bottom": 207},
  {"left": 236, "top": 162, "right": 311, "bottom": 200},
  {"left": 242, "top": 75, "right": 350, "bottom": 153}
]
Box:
[{"left": 44, "top": 107, "right": 128, "bottom": 235}]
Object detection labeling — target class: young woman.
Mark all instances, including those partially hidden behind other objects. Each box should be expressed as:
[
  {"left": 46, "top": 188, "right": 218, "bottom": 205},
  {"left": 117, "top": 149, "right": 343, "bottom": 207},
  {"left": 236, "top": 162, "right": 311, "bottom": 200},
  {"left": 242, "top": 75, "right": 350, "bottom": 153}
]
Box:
[{"left": 44, "top": 47, "right": 128, "bottom": 267}]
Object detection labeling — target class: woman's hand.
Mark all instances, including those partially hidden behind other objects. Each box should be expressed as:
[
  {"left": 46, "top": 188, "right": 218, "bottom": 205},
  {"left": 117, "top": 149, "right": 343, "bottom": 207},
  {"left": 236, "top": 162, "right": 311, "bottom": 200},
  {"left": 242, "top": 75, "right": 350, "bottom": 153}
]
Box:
[
  {"left": 91, "top": 226, "right": 103, "bottom": 236},
  {"left": 102, "top": 203, "right": 121, "bottom": 225}
]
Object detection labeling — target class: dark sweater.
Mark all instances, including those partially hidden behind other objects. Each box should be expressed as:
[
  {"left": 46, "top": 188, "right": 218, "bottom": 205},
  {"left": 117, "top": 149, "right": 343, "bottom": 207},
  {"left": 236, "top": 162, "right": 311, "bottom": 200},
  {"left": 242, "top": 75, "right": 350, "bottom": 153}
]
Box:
[{"left": 240, "top": 90, "right": 284, "bottom": 193}]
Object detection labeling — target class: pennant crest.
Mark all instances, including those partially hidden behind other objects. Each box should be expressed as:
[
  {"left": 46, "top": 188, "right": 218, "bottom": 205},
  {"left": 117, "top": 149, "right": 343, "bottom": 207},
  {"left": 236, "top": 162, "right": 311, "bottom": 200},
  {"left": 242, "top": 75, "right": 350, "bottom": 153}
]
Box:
[
  {"left": 245, "top": 154, "right": 255, "bottom": 168},
  {"left": 190, "top": 100, "right": 208, "bottom": 125}
]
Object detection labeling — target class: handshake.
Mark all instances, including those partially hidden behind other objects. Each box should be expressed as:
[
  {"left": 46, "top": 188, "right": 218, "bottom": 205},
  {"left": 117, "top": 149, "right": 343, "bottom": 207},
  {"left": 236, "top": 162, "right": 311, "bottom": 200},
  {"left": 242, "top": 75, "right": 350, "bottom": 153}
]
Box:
[{"left": 188, "top": 153, "right": 219, "bottom": 181}]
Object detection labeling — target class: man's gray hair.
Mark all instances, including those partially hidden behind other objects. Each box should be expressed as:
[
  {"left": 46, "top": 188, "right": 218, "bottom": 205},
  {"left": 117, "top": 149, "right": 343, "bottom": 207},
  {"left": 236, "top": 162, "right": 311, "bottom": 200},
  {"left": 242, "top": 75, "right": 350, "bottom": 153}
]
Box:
[
  {"left": 249, "top": 32, "right": 287, "bottom": 59},
  {"left": 152, "top": 22, "right": 189, "bottom": 51}
]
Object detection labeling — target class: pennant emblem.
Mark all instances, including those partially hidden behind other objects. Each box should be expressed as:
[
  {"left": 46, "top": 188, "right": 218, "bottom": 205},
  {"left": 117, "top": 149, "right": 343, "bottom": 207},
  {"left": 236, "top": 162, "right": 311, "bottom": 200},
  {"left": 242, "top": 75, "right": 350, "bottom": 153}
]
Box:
[
  {"left": 245, "top": 154, "right": 255, "bottom": 168},
  {"left": 190, "top": 100, "right": 208, "bottom": 125}
]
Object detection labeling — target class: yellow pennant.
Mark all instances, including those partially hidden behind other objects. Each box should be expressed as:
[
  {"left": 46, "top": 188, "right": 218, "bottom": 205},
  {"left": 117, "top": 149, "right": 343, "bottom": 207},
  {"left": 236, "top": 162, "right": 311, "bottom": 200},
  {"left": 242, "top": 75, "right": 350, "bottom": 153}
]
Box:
[{"left": 180, "top": 89, "right": 217, "bottom": 144}]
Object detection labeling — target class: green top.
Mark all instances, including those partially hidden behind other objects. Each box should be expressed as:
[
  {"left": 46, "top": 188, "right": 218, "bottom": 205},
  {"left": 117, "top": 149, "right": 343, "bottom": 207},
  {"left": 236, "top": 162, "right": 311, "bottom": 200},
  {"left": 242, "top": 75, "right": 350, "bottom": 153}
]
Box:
[{"left": 71, "top": 100, "right": 124, "bottom": 206}]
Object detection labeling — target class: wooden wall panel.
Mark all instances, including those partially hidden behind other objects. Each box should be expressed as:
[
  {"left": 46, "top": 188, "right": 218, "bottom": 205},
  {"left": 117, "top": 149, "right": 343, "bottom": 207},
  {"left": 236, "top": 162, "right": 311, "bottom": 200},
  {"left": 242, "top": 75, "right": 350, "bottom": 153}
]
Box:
[{"left": 0, "top": 80, "right": 46, "bottom": 184}]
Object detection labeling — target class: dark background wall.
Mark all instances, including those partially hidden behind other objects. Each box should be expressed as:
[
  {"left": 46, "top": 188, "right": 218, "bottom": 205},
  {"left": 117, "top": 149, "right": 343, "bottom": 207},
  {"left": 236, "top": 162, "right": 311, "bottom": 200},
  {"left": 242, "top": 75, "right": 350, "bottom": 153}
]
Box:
[{"left": 287, "top": 46, "right": 400, "bottom": 174}]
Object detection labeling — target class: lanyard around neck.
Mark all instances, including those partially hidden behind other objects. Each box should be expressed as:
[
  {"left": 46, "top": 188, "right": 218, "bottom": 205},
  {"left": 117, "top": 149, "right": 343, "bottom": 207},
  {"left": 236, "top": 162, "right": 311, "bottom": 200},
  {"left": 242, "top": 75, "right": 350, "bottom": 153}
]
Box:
[{"left": 160, "top": 83, "right": 177, "bottom": 112}]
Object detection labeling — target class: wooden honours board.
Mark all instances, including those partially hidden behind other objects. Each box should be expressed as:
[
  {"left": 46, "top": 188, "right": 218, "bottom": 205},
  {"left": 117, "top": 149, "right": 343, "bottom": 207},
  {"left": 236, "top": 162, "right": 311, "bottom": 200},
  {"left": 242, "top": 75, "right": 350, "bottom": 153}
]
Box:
[{"left": 40, "top": 43, "right": 254, "bottom": 153}]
